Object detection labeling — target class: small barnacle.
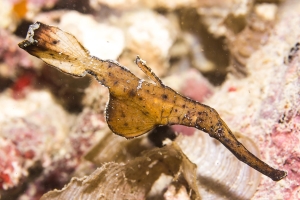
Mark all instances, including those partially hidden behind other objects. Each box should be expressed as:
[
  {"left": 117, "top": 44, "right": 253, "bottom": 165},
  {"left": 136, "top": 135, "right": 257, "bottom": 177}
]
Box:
[{"left": 18, "top": 22, "right": 287, "bottom": 182}]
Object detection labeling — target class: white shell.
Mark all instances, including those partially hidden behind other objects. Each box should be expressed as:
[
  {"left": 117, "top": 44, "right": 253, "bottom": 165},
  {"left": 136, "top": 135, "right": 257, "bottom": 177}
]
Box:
[{"left": 176, "top": 131, "right": 261, "bottom": 199}]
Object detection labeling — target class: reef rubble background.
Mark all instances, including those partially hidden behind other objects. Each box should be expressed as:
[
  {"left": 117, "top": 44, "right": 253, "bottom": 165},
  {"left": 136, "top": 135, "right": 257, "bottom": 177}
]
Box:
[{"left": 0, "top": 0, "right": 299, "bottom": 199}]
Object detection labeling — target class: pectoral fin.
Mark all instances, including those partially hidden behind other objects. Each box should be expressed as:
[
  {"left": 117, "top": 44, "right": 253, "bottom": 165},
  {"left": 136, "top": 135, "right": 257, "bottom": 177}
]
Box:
[{"left": 106, "top": 95, "right": 157, "bottom": 138}]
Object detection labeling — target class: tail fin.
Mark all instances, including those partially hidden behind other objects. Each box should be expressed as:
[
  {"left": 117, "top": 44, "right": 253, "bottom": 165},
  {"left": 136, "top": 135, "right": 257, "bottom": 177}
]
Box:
[{"left": 18, "top": 22, "right": 89, "bottom": 77}]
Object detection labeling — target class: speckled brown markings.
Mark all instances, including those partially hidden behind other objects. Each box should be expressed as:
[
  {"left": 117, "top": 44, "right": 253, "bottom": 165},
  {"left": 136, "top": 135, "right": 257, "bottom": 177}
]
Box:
[
  {"left": 287, "top": 42, "right": 300, "bottom": 63},
  {"left": 18, "top": 22, "right": 287, "bottom": 181}
]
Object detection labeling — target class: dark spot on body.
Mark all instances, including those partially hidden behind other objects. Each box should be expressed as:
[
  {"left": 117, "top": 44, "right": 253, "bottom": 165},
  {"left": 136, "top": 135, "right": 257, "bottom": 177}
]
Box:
[
  {"left": 108, "top": 72, "right": 112, "bottom": 76},
  {"left": 139, "top": 97, "right": 143, "bottom": 100},
  {"left": 108, "top": 63, "right": 112, "bottom": 68},
  {"left": 52, "top": 40, "right": 59, "bottom": 44},
  {"left": 162, "top": 94, "right": 168, "bottom": 99},
  {"left": 114, "top": 81, "right": 118, "bottom": 85},
  {"left": 196, "top": 117, "right": 203, "bottom": 124},
  {"left": 175, "top": 109, "right": 178, "bottom": 112},
  {"left": 223, "top": 138, "right": 230, "bottom": 144},
  {"left": 129, "top": 89, "right": 136, "bottom": 97},
  {"left": 182, "top": 105, "right": 186, "bottom": 108},
  {"left": 86, "top": 69, "right": 97, "bottom": 77},
  {"left": 124, "top": 122, "right": 128, "bottom": 126},
  {"left": 216, "top": 128, "right": 224, "bottom": 137}
]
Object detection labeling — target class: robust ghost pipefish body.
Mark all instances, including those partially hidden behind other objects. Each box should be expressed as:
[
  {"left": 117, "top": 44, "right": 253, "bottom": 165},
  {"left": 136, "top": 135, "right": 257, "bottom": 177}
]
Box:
[{"left": 18, "top": 22, "right": 287, "bottom": 181}]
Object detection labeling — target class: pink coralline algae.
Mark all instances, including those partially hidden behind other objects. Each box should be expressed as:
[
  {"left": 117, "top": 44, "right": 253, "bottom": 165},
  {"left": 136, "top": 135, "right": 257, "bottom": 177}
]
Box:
[
  {"left": 0, "top": 29, "right": 33, "bottom": 78},
  {"left": 0, "top": 91, "right": 67, "bottom": 187},
  {"left": 267, "top": 55, "right": 300, "bottom": 197},
  {"left": 21, "top": 108, "right": 107, "bottom": 199},
  {"left": 0, "top": 137, "right": 26, "bottom": 190},
  {"left": 178, "top": 69, "right": 213, "bottom": 102}
]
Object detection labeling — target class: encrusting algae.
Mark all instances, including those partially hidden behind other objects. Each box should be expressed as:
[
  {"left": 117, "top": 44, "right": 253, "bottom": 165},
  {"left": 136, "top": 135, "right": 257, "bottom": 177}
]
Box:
[{"left": 18, "top": 22, "right": 287, "bottom": 181}]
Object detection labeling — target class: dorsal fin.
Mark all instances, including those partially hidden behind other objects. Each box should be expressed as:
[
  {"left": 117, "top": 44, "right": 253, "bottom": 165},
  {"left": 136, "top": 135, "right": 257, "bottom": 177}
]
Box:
[
  {"left": 135, "top": 56, "right": 164, "bottom": 86},
  {"left": 106, "top": 95, "right": 157, "bottom": 139}
]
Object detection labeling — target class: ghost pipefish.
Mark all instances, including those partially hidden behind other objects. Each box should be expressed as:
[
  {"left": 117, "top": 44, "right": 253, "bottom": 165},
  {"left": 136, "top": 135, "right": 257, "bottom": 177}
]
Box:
[{"left": 18, "top": 22, "right": 287, "bottom": 181}]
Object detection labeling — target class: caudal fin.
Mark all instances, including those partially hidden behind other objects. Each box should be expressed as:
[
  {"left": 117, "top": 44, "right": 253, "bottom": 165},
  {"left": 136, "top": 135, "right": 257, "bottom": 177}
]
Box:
[{"left": 18, "top": 22, "right": 89, "bottom": 77}]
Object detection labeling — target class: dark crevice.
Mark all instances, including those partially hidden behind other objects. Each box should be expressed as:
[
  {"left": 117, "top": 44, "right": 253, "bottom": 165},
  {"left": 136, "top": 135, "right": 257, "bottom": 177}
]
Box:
[
  {"left": 148, "top": 126, "right": 177, "bottom": 147},
  {"left": 14, "top": 20, "right": 33, "bottom": 38},
  {"left": 176, "top": 8, "right": 230, "bottom": 86},
  {"left": 48, "top": 0, "right": 93, "bottom": 14}
]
